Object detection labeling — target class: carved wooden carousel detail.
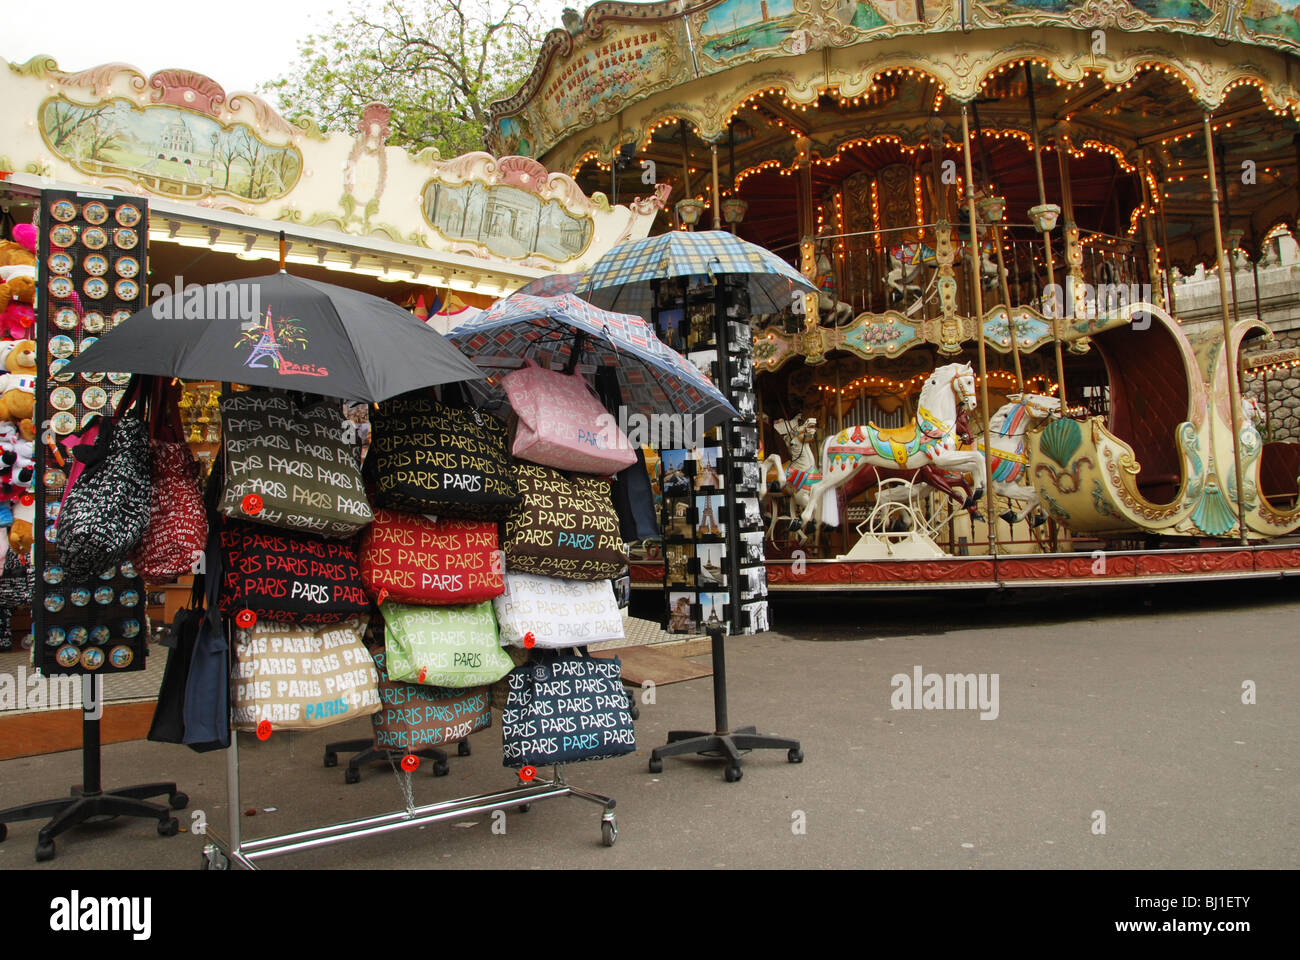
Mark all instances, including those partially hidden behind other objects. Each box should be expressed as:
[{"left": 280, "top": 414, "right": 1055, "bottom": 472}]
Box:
[{"left": 491, "top": 0, "right": 1300, "bottom": 582}]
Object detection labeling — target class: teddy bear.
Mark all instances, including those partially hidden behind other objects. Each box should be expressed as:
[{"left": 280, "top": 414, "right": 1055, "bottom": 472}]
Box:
[
  {"left": 0, "top": 225, "right": 38, "bottom": 338},
  {"left": 0, "top": 339, "right": 37, "bottom": 432},
  {"left": 7, "top": 494, "right": 33, "bottom": 554}
]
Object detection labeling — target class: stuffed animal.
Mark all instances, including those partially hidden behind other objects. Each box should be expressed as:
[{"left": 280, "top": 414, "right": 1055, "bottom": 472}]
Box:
[
  {"left": 0, "top": 339, "right": 37, "bottom": 429},
  {"left": 0, "top": 227, "right": 38, "bottom": 338},
  {"left": 8, "top": 494, "right": 33, "bottom": 554}
]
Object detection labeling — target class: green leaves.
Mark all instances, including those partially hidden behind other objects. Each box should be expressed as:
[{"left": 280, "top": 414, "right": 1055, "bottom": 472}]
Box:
[{"left": 266, "top": 0, "right": 557, "bottom": 156}]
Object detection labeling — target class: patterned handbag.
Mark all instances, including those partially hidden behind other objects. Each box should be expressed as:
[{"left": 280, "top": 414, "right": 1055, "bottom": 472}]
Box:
[
  {"left": 57, "top": 378, "right": 152, "bottom": 584},
  {"left": 380, "top": 599, "right": 513, "bottom": 688},
  {"left": 502, "top": 360, "right": 636, "bottom": 475},
  {"left": 502, "top": 463, "right": 628, "bottom": 581},
  {"left": 369, "top": 649, "right": 492, "bottom": 753},
  {"left": 360, "top": 510, "right": 503, "bottom": 605},
  {"left": 133, "top": 379, "right": 207, "bottom": 584},
  {"left": 493, "top": 572, "right": 624, "bottom": 648}
]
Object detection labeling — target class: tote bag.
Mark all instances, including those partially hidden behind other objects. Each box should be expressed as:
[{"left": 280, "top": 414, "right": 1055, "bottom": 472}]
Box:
[
  {"left": 494, "top": 571, "right": 624, "bottom": 648},
  {"left": 500, "top": 654, "right": 636, "bottom": 767},
  {"left": 57, "top": 380, "right": 151, "bottom": 583},
  {"left": 381, "top": 599, "right": 513, "bottom": 688},
  {"left": 219, "top": 390, "right": 371, "bottom": 537},
  {"left": 369, "top": 393, "right": 520, "bottom": 519},
  {"left": 360, "top": 510, "right": 503, "bottom": 605},
  {"left": 369, "top": 649, "right": 492, "bottom": 752},
  {"left": 502, "top": 463, "right": 627, "bottom": 581},
  {"left": 133, "top": 379, "right": 207, "bottom": 584},
  {"left": 218, "top": 520, "right": 369, "bottom": 624},
  {"left": 230, "top": 617, "right": 381, "bottom": 732},
  {"left": 502, "top": 360, "right": 636, "bottom": 475}
]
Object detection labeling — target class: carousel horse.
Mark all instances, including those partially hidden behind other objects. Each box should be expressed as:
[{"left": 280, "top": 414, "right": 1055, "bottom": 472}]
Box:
[
  {"left": 798, "top": 362, "right": 986, "bottom": 536},
  {"left": 886, "top": 242, "right": 931, "bottom": 304},
  {"left": 880, "top": 392, "right": 1062, "bottom": 526},
  {"left": 814, "top": 246, "right": 855, "bottom": 326},
  {"left": 761, "top": 415, "right": 821, "bottom": 542},
  {"left": 864, "top": 407, "right": 983, "bottom": 522}
]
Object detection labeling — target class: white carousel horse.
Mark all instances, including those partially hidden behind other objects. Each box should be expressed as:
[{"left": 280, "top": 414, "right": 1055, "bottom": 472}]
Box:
[
  {"left": 876, "top": 392, "right": 1062, "bottom": 526},
  {"left": 798, "top": 362, "right": 985, "bottom": 535},
  {"left": 814, "top": 247, "right": 854, "bottom": 326},
  {"left": 761, "top": 415, "right": 821, "bottom": 542}
]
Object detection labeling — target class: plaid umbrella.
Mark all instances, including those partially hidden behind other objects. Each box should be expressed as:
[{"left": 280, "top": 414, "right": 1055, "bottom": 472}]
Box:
[
  {"left": 581, "top": 230, "right": 817, "bottom": 318},
  {"left": 513, "top": 271, "right": 587, "bottom": 298},
  {"left": 448, "top": 293, "right": 738, "bottom": 430}
]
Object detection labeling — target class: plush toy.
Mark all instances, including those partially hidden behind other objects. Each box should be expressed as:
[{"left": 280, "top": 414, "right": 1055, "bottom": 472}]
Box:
[
  {"left": 0, "top": 339, "right": 36, "bottom": 430},
  {"left": 1, "top": 433, "right": 34, "bottom": 494},
  {"left": 0, "top": 226, "right": 38, "bottom": 338},
  {"left": 8, "top": 494, "right": 33, "bottom": 554}
]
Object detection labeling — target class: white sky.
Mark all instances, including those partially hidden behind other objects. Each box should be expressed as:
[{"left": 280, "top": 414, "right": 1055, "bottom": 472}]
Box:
[{"left": 6, "top": 0, "right": 569, "bottom": 99}]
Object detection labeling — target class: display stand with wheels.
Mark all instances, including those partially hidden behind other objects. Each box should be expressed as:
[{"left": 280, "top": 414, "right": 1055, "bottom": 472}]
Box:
[
  {"left": 322, "top": 738, "right": 470, "bottom": 784},
  {"left": 0, "top": 676, "right": 186, "bottom": 861}
]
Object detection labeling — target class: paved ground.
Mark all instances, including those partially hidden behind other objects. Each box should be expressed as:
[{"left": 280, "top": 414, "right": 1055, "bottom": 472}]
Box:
[{"left": 1, "top": 579, "right": 1295, "bottom": 870}]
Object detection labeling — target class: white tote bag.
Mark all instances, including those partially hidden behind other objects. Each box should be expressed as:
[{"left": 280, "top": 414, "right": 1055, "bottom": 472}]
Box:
[{"left": 493, "top": 571, "right": 625, "bottom": 648}]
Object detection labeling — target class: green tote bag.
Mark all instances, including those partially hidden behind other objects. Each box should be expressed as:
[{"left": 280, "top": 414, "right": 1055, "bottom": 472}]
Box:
[{"left": 381, "top": 599, "right": 513, "bottom": 688}]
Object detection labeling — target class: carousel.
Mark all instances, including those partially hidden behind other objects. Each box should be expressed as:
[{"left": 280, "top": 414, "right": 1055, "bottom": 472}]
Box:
[{"left": 490, "top": 0, "right": 1300, "bottom": 589}]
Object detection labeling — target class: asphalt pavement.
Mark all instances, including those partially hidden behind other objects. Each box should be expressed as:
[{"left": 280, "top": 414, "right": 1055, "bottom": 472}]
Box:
[{"left": 1, "top": 579, "right": 1295, "bottom": 870}]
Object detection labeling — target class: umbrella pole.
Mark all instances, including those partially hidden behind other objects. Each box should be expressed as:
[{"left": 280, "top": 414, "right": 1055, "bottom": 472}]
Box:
[{"left": 278, "top": 230, "right": 286, "bottom": 272}]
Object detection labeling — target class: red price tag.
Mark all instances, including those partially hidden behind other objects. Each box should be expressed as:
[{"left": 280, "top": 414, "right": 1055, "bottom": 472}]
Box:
[
  {"left": 523, "top": 631, "right": 536, "bottom": 649},
  {"left": 256, "top": 720, "right": 272, "bottom": 741},
  {"left": 401, "top": 754, "right": 420, "bottom": 772},
  {"left": 235, "top": 609, "right": 257, "bottom": 629},
  {"left": 519, "top": 765, "right": 537, "bottom": 782},
  {"left": 377, "top": 588, "right": 388, "bottom": 606},
  {"left": 241, "top": 494, "right": 263, "bottom": 515}
]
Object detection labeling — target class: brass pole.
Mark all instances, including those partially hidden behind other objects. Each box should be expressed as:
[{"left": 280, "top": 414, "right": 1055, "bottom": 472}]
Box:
[
  {"left": 1155, "top": 152, "right": 1178, "bottom": 315},
  {"left": 1217, "top": 141, "right": 1242, "bottom": 324},
  {"left": 1137, "top": 152, "right": 1164, "bottom": 308},
  {"left": 710, "top": 142, "right": 722, "bottom": 231},
  {"left": 1203, "top": 114, "right": 1249, "bottom": 545},
  {"left": 677, "top": 120, "right": 694, "bottom": 201},
  {"left": 961, "top": 106, "right": 998, "bottom": 555},
  {"left": 1025, "top": 64, "right": 1067, "bottom": 402}
]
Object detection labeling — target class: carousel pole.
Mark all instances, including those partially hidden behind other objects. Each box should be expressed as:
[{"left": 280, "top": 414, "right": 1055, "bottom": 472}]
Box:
[
  {"left": 710, "top": 142, "right": 722, "bottom": 231},
  {"left": 961, "top": 106, "right": 999, "bottom": 555},
  {"left": 1025, "top": 64, "right": 1068, "bottom": 401},
  {"left": 1217, "top": 141, "right": 1242, "bottom": 324},
  {"left": 1054, "top": 126, "right": 1087, "bottom": 354},
  {"left": 1203, "top": 113, "right": 1250, "bottom": 546},
  {"left": 1153, "top": 150, "right": 1179, "bottom": 315},
  {"left": 1137, "top": 152, "right": 1166, "bottom": 310},
  {"left": 971, "top": 103, "right": 1025, "bottom": 391}
]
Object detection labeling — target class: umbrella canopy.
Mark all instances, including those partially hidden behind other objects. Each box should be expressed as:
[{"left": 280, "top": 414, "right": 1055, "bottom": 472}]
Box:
[
  {"left": 60, "top": 272, "right": 484, "bottom": 402},
  {"left": 448, "top": 293, "right": 738, "bottom": 430},
  {"left": 512, "top": 271, "right": 587, "bottom": 298},
  {"left": 581, "top": 230, "right": 817, "bottom": 318}
]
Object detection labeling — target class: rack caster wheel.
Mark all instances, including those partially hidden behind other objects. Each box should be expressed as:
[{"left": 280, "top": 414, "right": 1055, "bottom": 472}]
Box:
[
  {"left": 323, "top": 752, "right": 338, "bottom": 768},
  {"left": 201, "top": 844, "right": 229, "bottom": 871},
  {"left": 724, "top": 765, "right": 743, "bottom": 783},
  {"left": 344, "top": 768, "right": 361, "bottom": 785},
  {"left": 601, "top": 816, "right": 617, "bottom": 847},
  {"left": 0, "top": 822, "right": 7, "bottom": 843},
  {"left": 787, "top": 748, "right": 804, "bottom": 764},
  {"left": 158, "top": 817, "right": 179, "bottom": 837},
  {"left": 170, "top": 792, "right": 189, "bottom": 810},
  {"left": 35, "top": 838, "right": 55, "bottom": 862},
  {"left": 517, "top": 804, "right": 531, "bottom": 813},
  {"left": 648, "top": 757, "right": 662, "bottom": 774},
  {"left": 432, "top": 761, "right": 450, "bottom": 777},
  {"left": 458, "top": 741, "right": 471, "bottom": 757},
  {"left": 629, "top": 702, "right": 640, "bottom": 721}
]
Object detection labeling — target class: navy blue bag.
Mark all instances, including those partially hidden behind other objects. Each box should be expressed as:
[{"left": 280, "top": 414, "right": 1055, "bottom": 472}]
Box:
[
  {"left": 596, "top": 368, "right": 658, "bottom": 541},
  {"left": 500, "top": 653, "right": 635, "bottom": 768},
  {"left": 180, "top": 474, "right": 230, "bottom": 752}
]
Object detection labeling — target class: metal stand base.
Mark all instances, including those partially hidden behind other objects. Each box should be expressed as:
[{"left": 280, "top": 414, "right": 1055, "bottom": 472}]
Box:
[
  {"left": 0, "top": 783, "right": 186, "bottom": 862},
  {"left": 200, "top": 769, "right": 616, "bottom": 869},
  {"left": 323, "top": 737, "right": 470, "bottom": 784},
  {"left": 648, "top": 628, "right": 804, "bottom": 782}
]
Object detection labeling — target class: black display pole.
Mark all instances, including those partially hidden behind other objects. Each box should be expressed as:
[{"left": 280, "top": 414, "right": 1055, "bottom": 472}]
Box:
[
  {"left": 648, "top": 275, "right": 803, "bottom": 782},
  {"left": 0, "top": 188, "right": 186, "bottom": 861}
]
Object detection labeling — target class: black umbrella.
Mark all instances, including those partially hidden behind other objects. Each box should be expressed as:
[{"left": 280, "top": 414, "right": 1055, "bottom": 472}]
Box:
[{"left": 61, "top": 272, "right": 484, "bottom": 401}]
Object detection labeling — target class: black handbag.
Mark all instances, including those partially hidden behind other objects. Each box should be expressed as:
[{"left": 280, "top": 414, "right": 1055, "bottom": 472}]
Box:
[
  {"left": 595, "top": 368, "right": 658, "bottom": 542},
  {"left": 368, "top": 391, "right": 520, "bottom": 519},
  {"left": 57, "top": 377, "right": 152, "bottom": 583},
  {"left": 147, "top": 602, "right": 201, "bottom": 745}
]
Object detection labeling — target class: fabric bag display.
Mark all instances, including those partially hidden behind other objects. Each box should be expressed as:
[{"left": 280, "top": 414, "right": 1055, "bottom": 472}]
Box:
[
  {"left": 370, "top": 649, "right": 492, "bottom": 753},
  {"left": 219, "top": 520, "right": 368, "bottom": 624},
  {"left": 230, "top": 617, "right": 381, "bottom": 731},
  {"left": 381, "top": 599, "right": 513, "bottom": 688},
  {"left": 593, "top": 368, "right": 658, "bottom": 540},
  {"left": 494, "top": 572, "right": 624, "bottom": 648},
  {"left": 219, "top": 390, "right": 371, "bottom": 537},
  {"left": 502, "top": 359, "right": 636, "bottom": 475},
  {"left": 369, "top": 393, "right": 520, "bottom": 519},
  {"left": 360, "top": 509, "right": 503, "bottom": 605},
  {"left": 134, "top": 380, "right": 208, "bottom": 584},
  {"left": 502, "top": 463, "right": 628, "bottom": 581},
  {"left": 57, "top": 382, "right": 151, "bottom": 583},
  {"left": 500, "top": 654, "right": 636, "bottom": 767}
]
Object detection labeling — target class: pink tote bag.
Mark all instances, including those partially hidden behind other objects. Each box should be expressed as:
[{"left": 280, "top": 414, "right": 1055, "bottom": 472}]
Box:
[{"left": 502, "top": 359, "right": 636, "bottom": 476}]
